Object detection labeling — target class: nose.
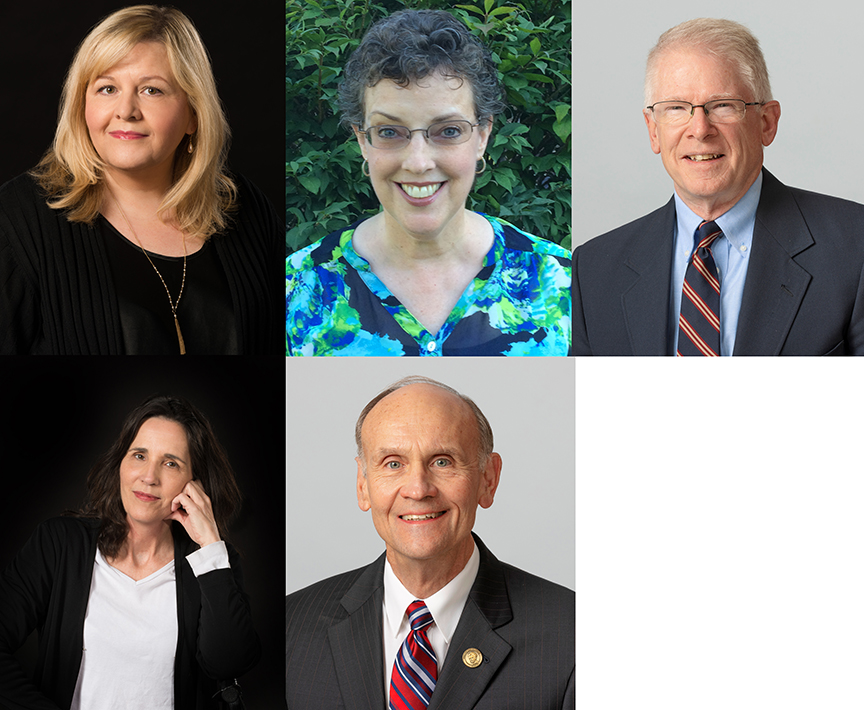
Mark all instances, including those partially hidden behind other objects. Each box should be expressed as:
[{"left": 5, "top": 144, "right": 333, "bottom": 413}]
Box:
[
  {"left": 140, "top": 461, "right": 160, "bottom": 485},
  {"left": 115, "top": 92, "right": 141, "bottom": 121},
  {"left": 400, "top": 131, "right": 436, "bottom": 174},
  {"left": 686, "top": 106, "right": 717, "bottom": 140},
  {"left": 400, "top": 463, "right": 438, "bottom": 500}
]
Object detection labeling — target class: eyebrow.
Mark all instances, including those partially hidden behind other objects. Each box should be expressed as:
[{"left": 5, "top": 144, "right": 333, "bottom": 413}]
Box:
[
  {"left": 129, "top": 446, "right": 187, "bottom": 465},
  {"left": 94, "top": 74, "right": 171, "bottom": 83},
  {"left": 367, "top": 111, "right": 468, "bottom": 124}
]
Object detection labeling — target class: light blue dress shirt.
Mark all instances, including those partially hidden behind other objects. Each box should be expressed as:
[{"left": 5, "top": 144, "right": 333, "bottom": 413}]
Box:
[{"left": 669, "top": 172, "right": 762, "bottom": 356}]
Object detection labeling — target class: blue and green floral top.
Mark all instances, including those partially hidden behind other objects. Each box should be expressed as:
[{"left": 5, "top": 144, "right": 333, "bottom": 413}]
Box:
[{"left": 285, "top": 214, "right": 571, "bottom": 356}]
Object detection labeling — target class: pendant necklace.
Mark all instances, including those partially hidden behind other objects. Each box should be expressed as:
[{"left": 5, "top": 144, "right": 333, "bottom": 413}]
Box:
[{"left": 110, "top": 193, "right": 188, "bottom": 354}]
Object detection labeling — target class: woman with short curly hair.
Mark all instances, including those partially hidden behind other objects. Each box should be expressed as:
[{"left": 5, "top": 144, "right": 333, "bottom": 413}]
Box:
[{"left": 286, "top": 9, "right": 571, "bottom": 357}]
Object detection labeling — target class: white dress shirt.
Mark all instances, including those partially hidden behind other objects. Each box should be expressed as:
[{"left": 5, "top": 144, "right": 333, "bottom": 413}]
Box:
[{"left": 382, "top": 541, "right": 480, "bottom": 700}]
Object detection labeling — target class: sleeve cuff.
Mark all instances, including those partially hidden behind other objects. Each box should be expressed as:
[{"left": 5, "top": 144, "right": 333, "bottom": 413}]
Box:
[{"left": 186, "top": 540, "right": 230, "bottom": 577}]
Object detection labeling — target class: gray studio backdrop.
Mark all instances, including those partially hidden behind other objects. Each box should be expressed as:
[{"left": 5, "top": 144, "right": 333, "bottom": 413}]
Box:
[
  {"left": 573, "top": 0, "right": 864, "bottom": 248},
  {"left": 285, "top": 358, "right": 575, "bottom": 594}
]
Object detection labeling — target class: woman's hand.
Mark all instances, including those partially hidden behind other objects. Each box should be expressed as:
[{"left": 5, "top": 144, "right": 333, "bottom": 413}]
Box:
[{"left": 166, "top": 479, "right": 221, "bottom": 547}]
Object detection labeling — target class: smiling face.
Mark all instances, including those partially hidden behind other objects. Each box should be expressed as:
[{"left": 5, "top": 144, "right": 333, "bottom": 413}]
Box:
[
  {"left": 355, "top": 72, "right": 491, "bottom": 242},
  {"left": 356, "top": 384, "right": 500, "bottom": 583},
  {"left": 119, "top": 416, "right": 193, "bottom": 529},
  {"left": 644, "top": 48, "right": 780, "bottom": 220},
  {"left": 85, "top": 41, "right": 196, "bottom": 184}
]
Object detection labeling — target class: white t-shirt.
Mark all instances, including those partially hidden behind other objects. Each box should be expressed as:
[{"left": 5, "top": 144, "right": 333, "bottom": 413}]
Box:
[{"left": 70, "top": 542, "right": 229, "bottom": 710}]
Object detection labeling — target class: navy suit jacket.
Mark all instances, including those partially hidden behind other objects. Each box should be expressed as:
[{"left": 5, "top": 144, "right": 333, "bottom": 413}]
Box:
[
  {"left": 572, "top": 169, "right": 864, "bottom": 355},
  {"left": 285, "top": 535, "right": 574, "bottom": 709}
]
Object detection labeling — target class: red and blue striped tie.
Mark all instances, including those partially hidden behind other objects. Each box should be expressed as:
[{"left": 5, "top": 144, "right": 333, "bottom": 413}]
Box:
[
  {"left": 389, "top": 600, "right": 438, "bottom": 710},
  {"left": 677, "top": 220, "right": 722, "bottom": 356}
]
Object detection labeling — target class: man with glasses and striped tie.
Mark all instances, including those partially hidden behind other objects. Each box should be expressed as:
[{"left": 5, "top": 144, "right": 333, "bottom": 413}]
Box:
[
  {"left": 285, "top": 376, "right": 574, "bottom": 709},
  {"left": 572, "top": 18, "right": 864, "bottom": 356}
]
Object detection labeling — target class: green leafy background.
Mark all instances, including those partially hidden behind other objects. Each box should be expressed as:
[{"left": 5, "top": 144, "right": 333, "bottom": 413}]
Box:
[{"left": 286, "top": 0, "right": 571, "bottom": 252}]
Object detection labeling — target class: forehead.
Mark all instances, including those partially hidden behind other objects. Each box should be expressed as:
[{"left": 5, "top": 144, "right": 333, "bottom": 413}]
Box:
[
  {"left": 132, "top": 416, "right": 189, "bottom": 451},
  {"left": 361, "top": 384, "right": 477, "bottom": 454},
  {"left": 363, "top": 72, "right": 475, "bottom": 122},
  {"left": 652, "top": 47, "right": 749, "bottom": 101},
  {"left": 90, "top": 41, "right": 174, "bottom": 83}
]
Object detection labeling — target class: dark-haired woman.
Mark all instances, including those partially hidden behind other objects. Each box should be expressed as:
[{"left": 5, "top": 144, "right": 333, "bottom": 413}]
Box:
[
  {"left": 286, "top": 9, "right": 571, "bottom": 356},
  {"left": 0, "top": 395, "right": 259, "bottom": 709}
]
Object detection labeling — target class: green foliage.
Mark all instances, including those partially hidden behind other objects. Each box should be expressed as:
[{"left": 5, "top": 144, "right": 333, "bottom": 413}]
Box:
[{"left": 286, "top": 0, "right": 571, "bottom": 251}]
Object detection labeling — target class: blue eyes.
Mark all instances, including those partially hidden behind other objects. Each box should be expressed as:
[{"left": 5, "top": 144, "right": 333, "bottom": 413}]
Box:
[{"left": 384, "top": 458, "right": 450, "bottom": 470}]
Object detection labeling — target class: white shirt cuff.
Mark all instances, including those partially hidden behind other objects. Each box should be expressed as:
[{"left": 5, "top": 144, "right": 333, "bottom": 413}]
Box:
[{"left": 185, "top": 540, "right": 230, "bottom": 577}]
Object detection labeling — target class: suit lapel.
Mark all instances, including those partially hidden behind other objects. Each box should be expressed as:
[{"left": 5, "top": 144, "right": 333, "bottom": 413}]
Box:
[
  {"left": 620, "top": 199, "right": 677, "bottom": 355},
  {"left": 734, "top": 170, "right": 813, "bottom": 355},
  {"left": 428, "top": 537, "right": 513, "bottom": 710},
  {"left": 328, "top": 555, "right": 387, "bottom": 710}
]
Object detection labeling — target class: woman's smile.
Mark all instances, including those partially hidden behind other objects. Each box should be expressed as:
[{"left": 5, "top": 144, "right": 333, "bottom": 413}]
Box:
[{"left": 359, "top": 72, "right": 490, "bottom": 243}]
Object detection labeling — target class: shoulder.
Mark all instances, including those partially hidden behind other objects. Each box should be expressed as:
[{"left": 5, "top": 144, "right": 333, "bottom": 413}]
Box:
[
  {"left": 768, "top": 178, "right": 864, "bottom": 221},
  {"left": 485, "top": 214, "right": 570, "bottom": 264},
  {"left": 498, "top": 559, "right": 574, "bottom": 609},
  {"left": 20, "top": 516, "right": 99, "bottom": 557},
  {"left": 286, "top": 222, "right": 358, "bottom": 275},
  {"left": 575, "top": 200, "right": 674, "bottom": 260},
  {"left": 285, "top": 563, "right": 373, "bottom": 617},
  {"left": 0, "top": 173, "right": 53, "bottom": 227}
]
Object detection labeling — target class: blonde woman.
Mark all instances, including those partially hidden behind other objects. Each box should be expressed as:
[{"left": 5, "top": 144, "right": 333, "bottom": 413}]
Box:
[{"left": 0, "top": 5, "right": 281, "bottom": 355}]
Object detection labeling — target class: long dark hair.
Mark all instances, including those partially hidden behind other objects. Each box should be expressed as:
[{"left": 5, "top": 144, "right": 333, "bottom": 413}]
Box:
[{"left": 80, "top": 394, "right": 241, "bottom": 558}]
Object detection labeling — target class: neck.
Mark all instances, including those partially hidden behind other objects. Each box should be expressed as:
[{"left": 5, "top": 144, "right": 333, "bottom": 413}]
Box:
[
  {"left": 375, "top": 209, "right": 473, "bottom": 266},
  {"left": 118, "top": 518, "right": 175, "bottom": 564},
  {"left": 387, "top": 538, "right": 474, "bottom": 599}
]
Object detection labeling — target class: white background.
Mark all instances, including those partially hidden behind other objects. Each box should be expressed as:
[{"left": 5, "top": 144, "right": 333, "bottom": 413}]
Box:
[{"left": 576, "top": 359, "right": 864, "bottom": 708}]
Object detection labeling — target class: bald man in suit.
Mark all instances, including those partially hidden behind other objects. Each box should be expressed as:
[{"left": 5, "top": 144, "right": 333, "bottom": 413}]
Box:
[{"left": 285, "top": 376, "right": 574, "bottom": 709}]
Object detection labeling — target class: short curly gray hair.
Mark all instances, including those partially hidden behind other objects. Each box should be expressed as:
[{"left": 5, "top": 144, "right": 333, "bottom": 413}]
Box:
[{"left": 338, "top": 9, "right": 506, "bottom": 129}]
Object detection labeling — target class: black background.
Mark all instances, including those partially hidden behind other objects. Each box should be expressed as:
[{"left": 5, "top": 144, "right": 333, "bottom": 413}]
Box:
[
  {"left": 0, "top": 0, "right": 285, "bottom": 216},
  {"left": 0, "top": 356, "right": 286, "bottom": 707}
]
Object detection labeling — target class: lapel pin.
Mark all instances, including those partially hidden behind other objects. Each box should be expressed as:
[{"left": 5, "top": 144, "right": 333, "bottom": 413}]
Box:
[{"left": 462, "top": 648, "right": 483, "bottom": 668}]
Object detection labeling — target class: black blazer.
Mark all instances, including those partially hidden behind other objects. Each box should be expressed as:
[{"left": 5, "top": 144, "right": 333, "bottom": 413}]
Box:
[
  {"left": 285, "top": 535, "right": 574, "bottom": 709},
  {"left": 572, "top": 169, "right": 864, "bottom": 355}
]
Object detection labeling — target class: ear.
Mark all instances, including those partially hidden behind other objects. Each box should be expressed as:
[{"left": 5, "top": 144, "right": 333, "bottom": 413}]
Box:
[
  {"left": 477, "top": 452, "right": 502, "bottom": 509},
  {"left": 476, "top": 117, "right": 493, "bottom": 157},
  {"left": 644, "top": 109, "right": 661, "bottom": 155},
  {"left": 353, "top": 125, "right": 369, "bottom": 161},
  {"left": 760, "top": 100, "right": 781, "bottom": 147},
  {"left": 356, "top": 456, "right": 371, "bottom": 512}
]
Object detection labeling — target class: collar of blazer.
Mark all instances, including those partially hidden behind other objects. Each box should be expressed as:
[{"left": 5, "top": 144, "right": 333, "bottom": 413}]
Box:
[{"left": 328, "top": 533, "right": 514, "bottom": 710}]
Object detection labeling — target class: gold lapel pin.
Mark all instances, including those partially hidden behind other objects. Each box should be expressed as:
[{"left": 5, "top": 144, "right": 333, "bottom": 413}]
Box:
[{"left": 462, "top": 648, "right": 483, "bottom": 668}]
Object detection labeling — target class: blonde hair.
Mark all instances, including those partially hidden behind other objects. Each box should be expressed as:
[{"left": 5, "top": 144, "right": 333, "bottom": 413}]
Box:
[
  {"left": 32, "top": 5, "right": 236, "bottom": 240},
  {"left": 645, "top": 18, "right": 772, "bottom": 108}
]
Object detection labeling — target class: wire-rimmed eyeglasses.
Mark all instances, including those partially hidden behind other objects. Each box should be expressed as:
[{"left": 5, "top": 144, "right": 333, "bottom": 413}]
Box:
[
  {"left": 358, "top": 120, "right": 481, "bottom": 149},
  {"left": 646, "top": 99, "right": 764, "bottom": 126}
]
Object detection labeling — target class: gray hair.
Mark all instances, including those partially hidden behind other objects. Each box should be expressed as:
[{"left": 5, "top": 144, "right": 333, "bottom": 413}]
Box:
[
  {"left": 338, "top": 9, "right": 506, "bottom": 129},
  {"left": 645, "top": 18, "right": 772, "bottom": 107},
  {"left": 355, "top": 375, "right": 494, "bottom": 469}
]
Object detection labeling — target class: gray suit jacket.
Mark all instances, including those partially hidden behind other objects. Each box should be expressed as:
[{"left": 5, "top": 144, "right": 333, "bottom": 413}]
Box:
[
  {"left": 572, "top": 169, "right": 864, "bottom": 355},
  {"left": 285, "top": 535, "right": 574, "bottom": 709}
]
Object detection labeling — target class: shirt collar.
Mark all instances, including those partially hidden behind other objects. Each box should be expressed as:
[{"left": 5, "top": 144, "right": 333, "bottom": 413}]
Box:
[
  {"left": 674, "top": 171, "right": 763, "bottom": 256},
  {"left": 383, "top": 540, "right": 480, "bottom": 645}
]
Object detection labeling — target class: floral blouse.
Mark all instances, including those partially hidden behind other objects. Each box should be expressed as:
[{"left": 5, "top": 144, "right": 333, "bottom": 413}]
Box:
[{"left": 285, "top": 214, "right": 571, "bottom": 356}]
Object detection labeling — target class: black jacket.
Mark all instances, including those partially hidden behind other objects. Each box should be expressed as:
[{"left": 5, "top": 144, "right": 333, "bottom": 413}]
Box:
[{"left": 0, "top": 517, "right": 260, "bottom": 710}]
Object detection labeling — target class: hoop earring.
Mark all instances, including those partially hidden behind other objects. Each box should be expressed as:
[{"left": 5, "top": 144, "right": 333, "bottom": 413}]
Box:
[
  {"left": 475, "top": 157, "right": 487, "bottom": 175},
  {"left": 362, "top": 159, "right": 370, "bottom": 177}
]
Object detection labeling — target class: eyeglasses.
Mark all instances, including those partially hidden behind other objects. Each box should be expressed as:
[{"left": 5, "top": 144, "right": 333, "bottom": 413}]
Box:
[
  {"left": 359, "top": 120, "right": 481, "bottom": 149},
  {"left": 646, "top": 99, "right": 764, "bottom": 126}
]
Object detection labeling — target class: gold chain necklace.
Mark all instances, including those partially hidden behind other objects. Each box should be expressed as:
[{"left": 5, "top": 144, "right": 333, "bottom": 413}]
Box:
[{"left": 110, "top": 193, "right": 188, "bottom": 354}]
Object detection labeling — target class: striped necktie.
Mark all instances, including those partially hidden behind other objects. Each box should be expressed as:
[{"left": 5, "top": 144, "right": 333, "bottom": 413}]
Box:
[
  {"left": 389, "top": 600, "right": 438, "bottom": 710},
  {"left": 677, "top": 220, "right": 722, "bottom": 356}
]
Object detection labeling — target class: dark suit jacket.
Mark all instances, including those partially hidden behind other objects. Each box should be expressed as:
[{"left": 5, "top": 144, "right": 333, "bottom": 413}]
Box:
[
  {"left": 572, "top": 169, "right": 864, "bottom": 355},
  {"left": 285, "top": 536, "right": 574, "bottom": 709}
]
